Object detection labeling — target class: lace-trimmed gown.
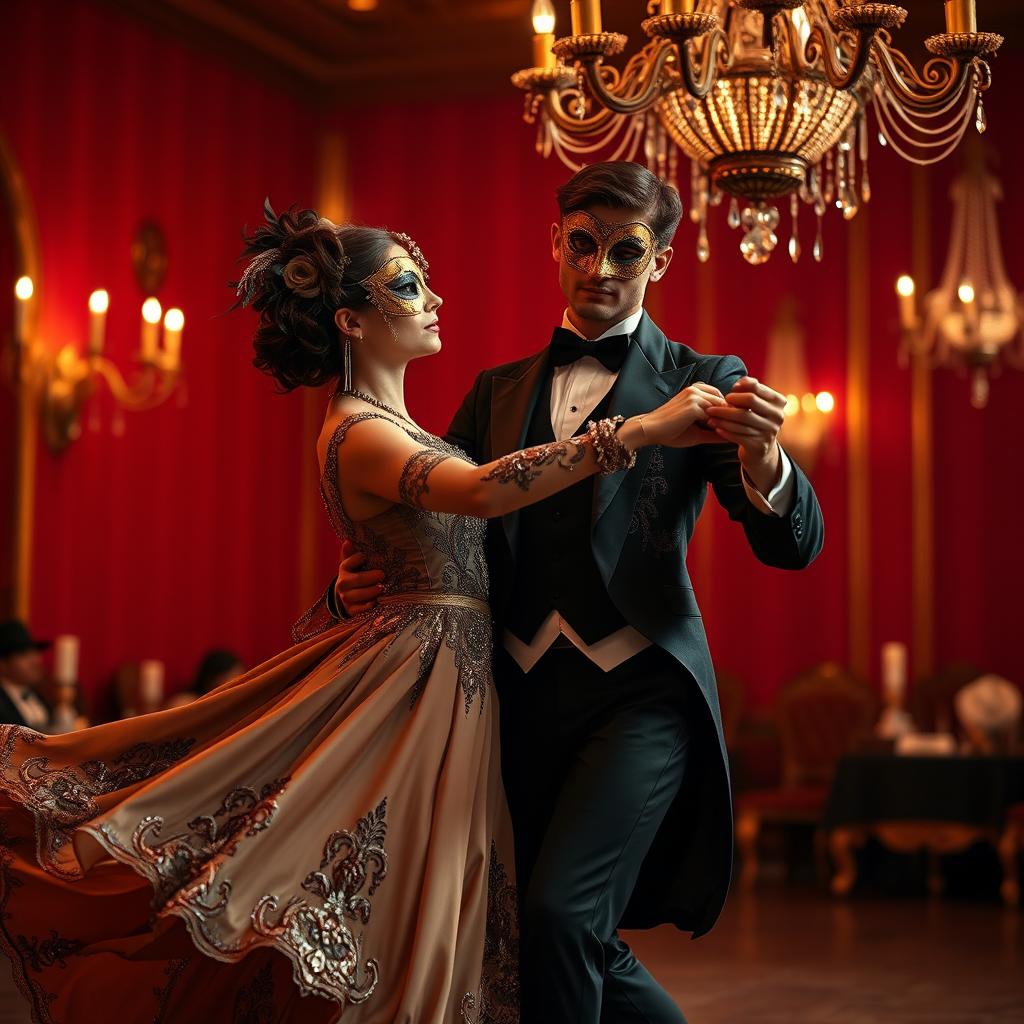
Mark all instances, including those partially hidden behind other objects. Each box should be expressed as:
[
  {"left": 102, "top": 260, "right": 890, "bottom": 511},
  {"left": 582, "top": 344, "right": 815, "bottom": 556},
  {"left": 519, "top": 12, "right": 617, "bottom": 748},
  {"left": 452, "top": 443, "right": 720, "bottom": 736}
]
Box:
[{"left": 0, "top": 413, "right": 518, "bottom": 1024}]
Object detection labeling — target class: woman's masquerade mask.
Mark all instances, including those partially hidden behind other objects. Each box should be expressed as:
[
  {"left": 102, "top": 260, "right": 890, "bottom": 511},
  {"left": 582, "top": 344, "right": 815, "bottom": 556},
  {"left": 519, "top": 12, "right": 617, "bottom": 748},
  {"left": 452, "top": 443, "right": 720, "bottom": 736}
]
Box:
[
  {"left": 360, "top": 256, "right": 429, "bottom": 318},
  {"left": 560, "top": 211, "right": 658, "bottom": 281}
]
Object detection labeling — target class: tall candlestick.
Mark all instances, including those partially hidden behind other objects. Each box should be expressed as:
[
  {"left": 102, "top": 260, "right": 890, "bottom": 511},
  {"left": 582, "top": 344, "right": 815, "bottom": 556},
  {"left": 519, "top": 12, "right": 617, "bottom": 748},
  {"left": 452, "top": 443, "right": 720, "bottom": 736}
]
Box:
[
  {"left": 570, "top": 0, "right": 601, "bottom": 35},
  {"left": 88, "top": 289, "right": 109, "bottom": 356},
  {"left": 944, "top": 0, "right": 977, "bottom": 34},
  {"left": 139, "top": 659, "right": 165, "bottom": 709},
  {"left": 141, "top": 297, "right": 162, "bottom": 362},
  {"left": 53, "top": 635, "right": 80, "bottom": 686},
  {"left": 14, "top": 276, "right": 33, "bottom": 344},
  {"left": 163, "top": 308, "right": 184, "bottom": 371}
]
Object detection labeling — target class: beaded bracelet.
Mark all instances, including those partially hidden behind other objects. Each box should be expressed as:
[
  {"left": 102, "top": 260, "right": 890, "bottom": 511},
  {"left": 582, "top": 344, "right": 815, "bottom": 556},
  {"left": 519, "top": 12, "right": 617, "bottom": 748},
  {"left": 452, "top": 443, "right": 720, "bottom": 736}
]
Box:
[{"left": 587, "top": 416, "right": 638, "bottom": 475}]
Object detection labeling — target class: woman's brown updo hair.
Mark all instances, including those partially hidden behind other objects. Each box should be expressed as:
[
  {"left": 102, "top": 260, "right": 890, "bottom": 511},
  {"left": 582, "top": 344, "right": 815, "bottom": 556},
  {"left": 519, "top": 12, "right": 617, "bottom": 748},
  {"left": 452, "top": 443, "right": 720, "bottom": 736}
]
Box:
[{"left": 233, "top": 200, "right": 422, "bottom": 392}]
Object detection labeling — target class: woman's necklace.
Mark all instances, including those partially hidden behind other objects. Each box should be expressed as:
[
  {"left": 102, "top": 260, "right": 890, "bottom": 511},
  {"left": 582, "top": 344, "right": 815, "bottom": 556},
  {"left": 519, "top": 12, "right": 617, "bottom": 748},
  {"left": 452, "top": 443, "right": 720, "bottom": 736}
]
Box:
[{"left": 336, "top": 387, "right": 412, "bottom": 425}]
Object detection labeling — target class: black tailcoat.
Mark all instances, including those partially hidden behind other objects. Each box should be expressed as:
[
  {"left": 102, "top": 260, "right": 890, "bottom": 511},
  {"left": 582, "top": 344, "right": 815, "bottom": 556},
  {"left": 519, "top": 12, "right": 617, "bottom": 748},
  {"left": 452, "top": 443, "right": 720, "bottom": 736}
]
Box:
[{"left": 445, "top": 311, "right": 824, "bottom": 935}]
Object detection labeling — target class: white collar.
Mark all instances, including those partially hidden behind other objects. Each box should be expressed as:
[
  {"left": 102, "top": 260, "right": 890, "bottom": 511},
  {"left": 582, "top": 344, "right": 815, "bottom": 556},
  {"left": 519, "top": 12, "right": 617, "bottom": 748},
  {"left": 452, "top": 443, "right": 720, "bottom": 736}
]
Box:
[{"left": 560, "top": 307, "right": 644, "bottom": 344}]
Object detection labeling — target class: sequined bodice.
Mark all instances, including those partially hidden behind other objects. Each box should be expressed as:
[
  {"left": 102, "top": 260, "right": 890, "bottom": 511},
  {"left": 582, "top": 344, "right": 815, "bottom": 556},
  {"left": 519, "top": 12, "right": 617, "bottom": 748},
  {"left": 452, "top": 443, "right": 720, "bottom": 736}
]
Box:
[{"left": 321, "top": 413, "right": 489, "bottom": 603}]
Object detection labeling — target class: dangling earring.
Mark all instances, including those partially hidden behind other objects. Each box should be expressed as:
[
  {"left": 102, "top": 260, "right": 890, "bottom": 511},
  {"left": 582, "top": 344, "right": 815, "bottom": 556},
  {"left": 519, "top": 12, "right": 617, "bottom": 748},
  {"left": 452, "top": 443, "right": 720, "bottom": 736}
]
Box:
[{"left": 343, "top": 335, "right": 353, "bottom": 392}]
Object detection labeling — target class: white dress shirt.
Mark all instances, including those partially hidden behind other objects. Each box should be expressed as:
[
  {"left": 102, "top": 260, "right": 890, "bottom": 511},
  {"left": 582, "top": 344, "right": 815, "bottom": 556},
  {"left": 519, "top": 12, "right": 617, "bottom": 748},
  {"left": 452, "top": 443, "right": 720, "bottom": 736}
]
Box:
[
  {"left": 1, "top": 680, "right": 50, "bottom": 729},
  {"left": 503, "top": 308, "right": 796, "bottom": 674}
]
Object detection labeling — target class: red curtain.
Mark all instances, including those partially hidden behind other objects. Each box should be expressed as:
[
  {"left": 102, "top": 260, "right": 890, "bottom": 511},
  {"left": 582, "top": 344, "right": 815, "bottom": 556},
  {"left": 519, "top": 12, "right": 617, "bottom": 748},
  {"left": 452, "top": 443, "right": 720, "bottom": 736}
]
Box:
[{"left": 5, "top": 1, "right": 318, "bottom": 705}]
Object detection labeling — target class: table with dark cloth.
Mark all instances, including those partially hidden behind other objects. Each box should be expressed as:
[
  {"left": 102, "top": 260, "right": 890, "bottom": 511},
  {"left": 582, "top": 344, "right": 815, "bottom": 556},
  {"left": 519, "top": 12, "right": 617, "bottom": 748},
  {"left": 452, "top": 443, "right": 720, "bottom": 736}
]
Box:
[{"left": 824, "top": 754, "right": 1024, "bottom": 902}]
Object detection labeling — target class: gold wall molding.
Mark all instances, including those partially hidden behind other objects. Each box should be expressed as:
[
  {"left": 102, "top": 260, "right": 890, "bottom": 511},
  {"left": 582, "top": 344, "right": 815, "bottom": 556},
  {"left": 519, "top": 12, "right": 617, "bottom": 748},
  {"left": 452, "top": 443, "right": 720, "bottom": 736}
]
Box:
[
  {"left": 846, "top": 211, "right": 871, "bottom": 680},
  {"left": 0, "top": 130, "right": 42, "bottom": 620},
  {"left": 909, "top": 166, "right": 935, "bottom": 680}
]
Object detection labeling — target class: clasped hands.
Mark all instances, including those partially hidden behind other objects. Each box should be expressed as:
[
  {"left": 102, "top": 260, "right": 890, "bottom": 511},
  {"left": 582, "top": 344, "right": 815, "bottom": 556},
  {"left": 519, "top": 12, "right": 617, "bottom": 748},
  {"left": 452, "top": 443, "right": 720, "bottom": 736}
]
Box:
[{"left": 334, "top": 375, "right": 786, "bottom": 615}]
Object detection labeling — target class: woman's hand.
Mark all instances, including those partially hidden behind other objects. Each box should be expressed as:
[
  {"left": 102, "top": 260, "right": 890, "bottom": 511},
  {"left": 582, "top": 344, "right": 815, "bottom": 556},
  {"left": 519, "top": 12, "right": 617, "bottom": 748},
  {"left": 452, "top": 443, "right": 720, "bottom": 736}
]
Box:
[{"left": 624, "top": 383, "right": 727, "bottom": 450}]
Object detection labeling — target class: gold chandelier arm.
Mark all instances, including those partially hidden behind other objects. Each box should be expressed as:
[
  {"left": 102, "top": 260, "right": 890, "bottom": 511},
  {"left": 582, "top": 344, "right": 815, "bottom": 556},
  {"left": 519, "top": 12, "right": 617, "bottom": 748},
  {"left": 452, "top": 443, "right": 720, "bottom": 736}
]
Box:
[
  {"left": 90, "top": 358, "right": 166, "bottom": 411},
  {"left": 803, "top": 22, "right": 874, "bottom": 91},
  {"left": 543, "top": 88, "right": 620, "bottom": 134},
  {"left": 869, "top": 38, "right": 972, "bottom": 110},
  {"left": 578, "top": 41, "right": 677, "bottom": 116},
  {"left": 677, "top": 27, "right": 731, "bottom": 100}
]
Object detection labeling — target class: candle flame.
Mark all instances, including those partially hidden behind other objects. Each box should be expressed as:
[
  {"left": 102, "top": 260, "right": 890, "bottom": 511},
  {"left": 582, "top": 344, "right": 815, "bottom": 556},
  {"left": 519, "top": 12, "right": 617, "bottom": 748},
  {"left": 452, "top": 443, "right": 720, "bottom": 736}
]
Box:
[
  {"left": 896, "top": 274, "right": 915, "bottom": 298},
  {"left": 142, "top": 297, "right": 162, "bottom": 324},
  {"left": 532, "top": 0, "right": 556, "bottom": 34},
  {"left": 957, "top": 281, "right": 975, "bottom": 305},
  {"left": 164, "top": 308, "right": 184, "bottom": 332},
  {"left": 89, "top": 289, "right": 110, "bottom": 314},
  {"left": 815, "top": 391, "right": 835, "bottom": 414},
  {"left": 15, "top": 276, "right": 33, "bottom": 301}
]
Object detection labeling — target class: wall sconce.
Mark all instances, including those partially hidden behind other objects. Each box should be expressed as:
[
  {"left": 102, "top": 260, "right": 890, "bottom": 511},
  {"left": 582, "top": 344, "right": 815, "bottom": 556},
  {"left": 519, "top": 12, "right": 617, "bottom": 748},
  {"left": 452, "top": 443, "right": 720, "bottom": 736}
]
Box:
[
  {"left": 765, "top": 297, "right": 837, "bottom": 473},
  {"left": 10, "top": 222, "right": 185, "bottom": 452},
  {"left": 895, "top": 152, "right": 1023, "bottom": 408}
]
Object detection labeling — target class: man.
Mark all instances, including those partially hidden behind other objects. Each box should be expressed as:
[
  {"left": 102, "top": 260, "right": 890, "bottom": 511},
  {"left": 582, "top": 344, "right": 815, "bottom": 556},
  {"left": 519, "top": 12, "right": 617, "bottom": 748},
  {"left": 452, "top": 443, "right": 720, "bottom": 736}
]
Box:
[
  {"left": 331, "top": 161, "right": 823, "bottom": 1021},
  {"left": 0, "top": 619, "right": 52, "bottom": 729}
]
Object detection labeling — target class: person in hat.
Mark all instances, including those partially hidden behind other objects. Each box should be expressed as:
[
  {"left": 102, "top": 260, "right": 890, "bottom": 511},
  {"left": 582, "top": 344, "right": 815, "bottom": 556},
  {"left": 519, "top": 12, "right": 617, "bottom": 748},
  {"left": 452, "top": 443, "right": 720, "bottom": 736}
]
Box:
[{"left": 0, "top": 619, "right": 52, "bottom": 730}]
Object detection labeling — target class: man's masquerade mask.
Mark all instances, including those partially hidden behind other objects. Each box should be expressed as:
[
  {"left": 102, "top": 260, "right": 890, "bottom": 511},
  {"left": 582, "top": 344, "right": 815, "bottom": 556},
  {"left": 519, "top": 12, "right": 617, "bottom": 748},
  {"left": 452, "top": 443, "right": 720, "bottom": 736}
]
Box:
[
  {"left": 360, "top": 256, "right": 429, "bottom": 317},
  {"left": 560, "top": 211, "right": 658, "bottom": 281}
]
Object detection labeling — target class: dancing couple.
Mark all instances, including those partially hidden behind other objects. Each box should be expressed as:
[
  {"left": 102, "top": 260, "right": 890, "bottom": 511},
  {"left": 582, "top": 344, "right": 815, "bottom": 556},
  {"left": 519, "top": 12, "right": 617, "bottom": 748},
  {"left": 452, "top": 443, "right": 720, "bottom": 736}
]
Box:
[{"left": 0, "top": 161, "right": 822, "bottom": 1023}]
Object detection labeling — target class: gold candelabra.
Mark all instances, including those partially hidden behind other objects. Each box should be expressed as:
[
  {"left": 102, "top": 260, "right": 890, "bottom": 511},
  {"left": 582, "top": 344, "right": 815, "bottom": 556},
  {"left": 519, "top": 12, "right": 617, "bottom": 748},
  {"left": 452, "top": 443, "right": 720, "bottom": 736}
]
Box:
[
  {"left": 513, "top": 0, "right": 1004, "bottom": 263},
  {"left": 10, "top": 276, "right": 185, "bottom": 452}
]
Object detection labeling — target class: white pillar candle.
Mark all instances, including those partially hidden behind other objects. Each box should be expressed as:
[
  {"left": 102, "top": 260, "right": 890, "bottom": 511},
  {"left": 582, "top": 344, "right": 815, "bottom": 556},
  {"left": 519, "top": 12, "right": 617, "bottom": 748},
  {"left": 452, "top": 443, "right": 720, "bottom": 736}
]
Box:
[
  {"left": 881, "top": 641, "right": 908, "bottom": 702},
  {"left": 53, "top": 635, "right": 80, "bottom": 686},
  {"left": 141, "top": 298, "right": 162, "bottom": 362},
  {"left": 138, "top": 659, "right": 165, "bottom": 708},
  {"left": 162, "top": 308, "right": 184, "bottom": 371},
  {"left": 88, "top": 289, "right": 109, "bottom": 356},
  {"left": 14, "top": 276, "right": 33, "bottom": 344}
]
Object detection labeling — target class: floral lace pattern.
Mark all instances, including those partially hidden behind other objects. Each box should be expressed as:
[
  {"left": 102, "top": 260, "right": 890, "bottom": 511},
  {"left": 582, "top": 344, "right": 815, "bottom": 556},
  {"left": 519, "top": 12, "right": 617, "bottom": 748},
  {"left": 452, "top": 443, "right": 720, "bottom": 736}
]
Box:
[
  {"left": 0, "top": 727, "right": 197, "bottom": 879},
  {"left": 628, "top": 448, "right": 677, "bottom": 556},
  {"left": 253, "top": 798, "right": 388, "bottom": 1006}
]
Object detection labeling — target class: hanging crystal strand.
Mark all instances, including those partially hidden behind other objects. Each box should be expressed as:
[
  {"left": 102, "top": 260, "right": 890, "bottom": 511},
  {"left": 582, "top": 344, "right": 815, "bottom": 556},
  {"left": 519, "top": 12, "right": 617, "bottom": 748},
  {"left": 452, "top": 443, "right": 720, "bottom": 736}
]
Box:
[
  {"left": 728, "top": 197, "right": 741, "bottom": 230},
  {"left": 823, "top": 150, "right": 835, "bottom": 205},
  {"left": 858, "top": 113, "right": 871, "bottom": 203},
  {"left": 644, "top": 112, "right": 656, "bottom": 166},
  {"left": 976, "top": 95, "right": 987, "bottom": 134},
  {"left": 657, "top": 121, "right": 668, "bottom": 180},
  {"left": 668, "top": 144, "right": 679, "bottom": 197},
  {"left": 690, "top": 161, "right": 704, "bottom": 224},
  {"left": 813, "top": 210, "right": 824, "bottom": 263},
  {"left": 858, "top": 111, "right": 869, "bottom": 162},
  {"left": 789, "top": 193, "right": 801, "bottom": 263},
  {"left": 842, "top": 125, "right": 858, "bottom": 220},
  {"left": 697, "top": 207, "right": 710, "bottom": 263}
]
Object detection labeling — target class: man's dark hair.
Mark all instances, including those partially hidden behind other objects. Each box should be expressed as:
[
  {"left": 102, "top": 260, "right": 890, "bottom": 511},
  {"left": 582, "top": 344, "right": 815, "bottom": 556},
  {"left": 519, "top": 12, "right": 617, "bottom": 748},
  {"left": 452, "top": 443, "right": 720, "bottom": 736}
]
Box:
[{"left": 555, "top": 161, "right": 683, "bottom": 250}]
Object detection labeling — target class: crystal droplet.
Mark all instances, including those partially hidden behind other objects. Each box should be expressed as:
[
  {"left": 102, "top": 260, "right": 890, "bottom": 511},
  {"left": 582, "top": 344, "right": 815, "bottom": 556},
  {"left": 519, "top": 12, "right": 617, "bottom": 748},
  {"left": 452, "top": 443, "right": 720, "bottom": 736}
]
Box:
[
  {"left": 773, "top": 79, "right": 786, "bottom": 109},
  {"left": 877, "top": 131, "right": 887, "bottom": 147},
  {"left": 697, "top": 227, "right": 710, "bottom": 263},
  {"left": 976, "top": 100, "right": 987, "bottom": 134},
  {"left": 813, "top": 215, "right": 823, "bottom": 263},
  {"left": 728, "top": 197, "right": 741, "bottom": 230},
  {"left": 789, "top": 194, "right": 800, "bottom": 263},
  {"left": 861, "top": 163, "right": 871, "bottom": 203}
]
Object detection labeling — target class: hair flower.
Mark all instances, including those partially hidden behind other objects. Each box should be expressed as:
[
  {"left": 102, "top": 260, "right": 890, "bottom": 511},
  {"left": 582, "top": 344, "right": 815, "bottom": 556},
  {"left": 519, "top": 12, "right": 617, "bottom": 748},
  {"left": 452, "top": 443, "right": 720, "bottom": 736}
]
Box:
[{"left": 282, "top": 255, "right": 320, "bottom": 298}]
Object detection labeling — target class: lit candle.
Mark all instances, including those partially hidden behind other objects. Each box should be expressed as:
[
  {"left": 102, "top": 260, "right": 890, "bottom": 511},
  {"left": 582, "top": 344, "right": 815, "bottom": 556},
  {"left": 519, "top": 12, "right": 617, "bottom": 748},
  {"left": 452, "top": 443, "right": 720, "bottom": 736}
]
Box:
[
  {"left": 14, "top": 276, "right": 33, "bottom": 344},
  {"left": 53, "top": 635, "right": 80, "bottom": 686},
  {"left": 958, "top": 280, "right": 979, "bottom": 336},
  {"left": 661, "top": 0, "right": 695, "bottom": 14},
  {"left": 87, "top": 289, "right": 109, "bottom": 355},
  {"left": 881, "top": 641, "right": 908, "bottom": 702},
  {"left": 944, "top": 0, "right": 977, "bottom": 34},
  {"left": 815, "top": 391, "right": 835, "bottom": 414},
  {"left": 570, "top": 0, "right": 601, "bottom": 35},
  {"left": 531, "top": 0, "right": 557, "bottom": 67},
  {"left": 895, "top": 275, "right": 916, "bottom": 330},
  {"left": 163, "top": 308, "right": 184, "bottom": 370},
  {"left": 139, "top": 659, "right": 165, "bottom": 709},
  {"left": 141, "top": 297, "right": 162, "bottom": 362}
]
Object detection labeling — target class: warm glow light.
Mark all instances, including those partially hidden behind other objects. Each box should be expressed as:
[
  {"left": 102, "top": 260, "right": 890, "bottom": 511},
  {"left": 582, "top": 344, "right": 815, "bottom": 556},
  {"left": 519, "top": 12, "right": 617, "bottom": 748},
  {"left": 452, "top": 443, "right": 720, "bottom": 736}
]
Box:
[
  {"left": 164, "top": 308, "right": 184, "bottom": 332},
  {"left": 15, "top": 276, "right": 33, "bottom": 301},
  {"left": 896, "top": 275, "right": 915, "bottom": 298},
  {"left": 815, "top": 391, "right": 835, "bottom": 414},
  {"left": 89, "top": 289, "right": 109, "bottom": 314},
  {"left": 958, "top": 281, "right": 976, "bottom": 304},
  {"left": 801, "top": 392, "right": 817, "bottom": 414},
  {"left": 783, "top": 394, "right": 800, "bottom": 418},
  {"left": 142, "top": 297, "right": 162, "bottom": 324},
  {"left": 532, "top": 0, "right": 556, "bottom": 34},
  {"left": 347, "top": 0, "right": 377, "bottom": 11}
]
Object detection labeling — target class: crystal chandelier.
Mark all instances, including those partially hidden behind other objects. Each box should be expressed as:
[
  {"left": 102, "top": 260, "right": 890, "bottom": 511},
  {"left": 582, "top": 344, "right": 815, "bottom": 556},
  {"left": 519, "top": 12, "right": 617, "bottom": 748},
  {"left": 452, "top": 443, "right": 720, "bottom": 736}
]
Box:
[
  {"left": 513, "top": 1, "right": 1003, "bottom": 264},
  {"left": 895, "top": 154, "right": 1022, "bottom": 408}
]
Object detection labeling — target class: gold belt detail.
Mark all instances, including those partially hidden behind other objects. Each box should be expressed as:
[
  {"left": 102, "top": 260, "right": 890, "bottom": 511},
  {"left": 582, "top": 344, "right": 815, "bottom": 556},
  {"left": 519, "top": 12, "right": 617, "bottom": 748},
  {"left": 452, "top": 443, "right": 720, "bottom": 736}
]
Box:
[{"left": 376, "top": 593, "right": 489, "bottom": 615}]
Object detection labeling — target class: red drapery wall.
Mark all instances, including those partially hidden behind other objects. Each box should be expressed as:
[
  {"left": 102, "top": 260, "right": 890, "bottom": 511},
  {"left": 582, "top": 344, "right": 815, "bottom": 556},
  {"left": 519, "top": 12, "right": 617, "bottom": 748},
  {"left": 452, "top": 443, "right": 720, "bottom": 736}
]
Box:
[
  {"left": 6, "top": 1, "right": 1022, "bottom": 710},
  {"left": 6, "top": 1, "right": 318, "bottom": 704}
]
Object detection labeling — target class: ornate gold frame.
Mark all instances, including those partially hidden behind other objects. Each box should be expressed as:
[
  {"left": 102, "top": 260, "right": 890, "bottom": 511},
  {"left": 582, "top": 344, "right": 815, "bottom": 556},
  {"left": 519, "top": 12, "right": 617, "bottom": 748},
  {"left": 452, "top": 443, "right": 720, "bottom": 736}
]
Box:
[{"left": 0, "top": 129, "right": 40, "bottom": 620}]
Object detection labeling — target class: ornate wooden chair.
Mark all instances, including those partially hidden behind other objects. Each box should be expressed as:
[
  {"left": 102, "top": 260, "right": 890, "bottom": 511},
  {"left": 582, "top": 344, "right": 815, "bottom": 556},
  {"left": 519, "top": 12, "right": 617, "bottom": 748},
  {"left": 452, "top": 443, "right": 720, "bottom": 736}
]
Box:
[{"left": 735, "top": 662, "right": 876, "bottom": 888}]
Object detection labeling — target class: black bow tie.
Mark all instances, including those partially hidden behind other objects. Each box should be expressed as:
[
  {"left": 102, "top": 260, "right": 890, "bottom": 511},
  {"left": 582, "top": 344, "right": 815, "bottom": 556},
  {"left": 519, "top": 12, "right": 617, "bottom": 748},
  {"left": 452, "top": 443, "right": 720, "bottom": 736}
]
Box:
[{"left": 549, "top": 327, "right": 629, "bottom": 373}]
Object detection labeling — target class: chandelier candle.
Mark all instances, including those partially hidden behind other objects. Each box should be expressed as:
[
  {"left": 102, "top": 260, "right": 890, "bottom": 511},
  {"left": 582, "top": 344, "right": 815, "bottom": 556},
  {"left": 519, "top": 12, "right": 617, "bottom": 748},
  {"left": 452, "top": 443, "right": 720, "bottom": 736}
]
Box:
[
  {"left": 945, "top": 0, "right": 977, "bottom": 34},
  {"left": 532, "top": 0, "right": 556, "bottom": 67},
  {"left": 140, "top": 297, "right": 162, "bottom": 362},
  {"left": 87, "top": 289, "right": 108, "bottom": 357},
  {"left": 570, "top": 0, "right": 601, "bottom": 36},
  {"left": 14, "top": 276, "right": 32, "bottom": 345}
]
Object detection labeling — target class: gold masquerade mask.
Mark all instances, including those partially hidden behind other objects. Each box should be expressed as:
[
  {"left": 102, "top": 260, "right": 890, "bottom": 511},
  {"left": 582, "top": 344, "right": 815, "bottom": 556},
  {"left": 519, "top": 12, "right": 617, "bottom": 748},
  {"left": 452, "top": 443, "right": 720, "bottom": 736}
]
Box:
[
  {"left": 360, "top": 256, "right": 429, "bottom": 317},
  {"left": 560, "top": 211, "right": 658, "bottom": 281}
]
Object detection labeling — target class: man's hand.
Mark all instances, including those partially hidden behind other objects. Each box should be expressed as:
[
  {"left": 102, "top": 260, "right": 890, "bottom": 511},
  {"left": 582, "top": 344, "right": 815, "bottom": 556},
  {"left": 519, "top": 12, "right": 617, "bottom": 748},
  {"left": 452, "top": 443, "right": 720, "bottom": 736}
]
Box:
[
  {"left": 705, "top": 376, "right": 786, "bottom": 494},
  {"left": 335, "top": 540, "right": 384, "bottom": 617},
  {"left": 641, "top": 382, "right": 728, "bottom": 449}
]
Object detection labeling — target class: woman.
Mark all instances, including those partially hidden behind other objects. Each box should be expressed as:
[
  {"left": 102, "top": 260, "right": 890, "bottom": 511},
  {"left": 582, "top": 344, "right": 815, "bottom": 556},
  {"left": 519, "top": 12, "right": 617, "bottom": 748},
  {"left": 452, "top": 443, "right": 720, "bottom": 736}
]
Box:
[{"left": 0, "top": 204, "right": 719, "bottom": 1023}]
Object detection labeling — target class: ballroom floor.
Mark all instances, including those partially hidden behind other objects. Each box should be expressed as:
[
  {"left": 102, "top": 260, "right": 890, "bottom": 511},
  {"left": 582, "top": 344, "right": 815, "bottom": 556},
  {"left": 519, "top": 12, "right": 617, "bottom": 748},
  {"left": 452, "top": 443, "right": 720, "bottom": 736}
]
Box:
[{"left": 627, "top": 886, "right": 1024, "bottom": 1023}]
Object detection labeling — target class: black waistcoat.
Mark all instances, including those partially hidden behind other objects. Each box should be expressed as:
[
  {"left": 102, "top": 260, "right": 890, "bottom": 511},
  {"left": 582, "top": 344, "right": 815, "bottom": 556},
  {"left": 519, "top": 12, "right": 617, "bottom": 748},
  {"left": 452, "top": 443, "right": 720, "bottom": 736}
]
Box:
[{"left": 504, "top": 369, "right": 627, "bottom": 645}]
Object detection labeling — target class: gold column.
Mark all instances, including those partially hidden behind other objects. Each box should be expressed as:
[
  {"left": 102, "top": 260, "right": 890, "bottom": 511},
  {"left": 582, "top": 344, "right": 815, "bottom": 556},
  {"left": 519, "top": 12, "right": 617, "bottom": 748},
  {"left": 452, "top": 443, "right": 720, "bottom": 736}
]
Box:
[
  {"left": 909, "top": 167, "right": 934, "bottom": 680},
  {"left": 846, "top": 211, "right": 871, "bottom": 681},
  {"left": 298, "top": 130, "right": 351, "bottom": 608}
]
